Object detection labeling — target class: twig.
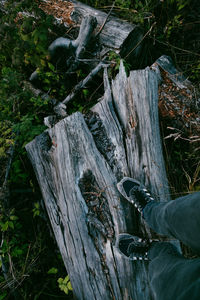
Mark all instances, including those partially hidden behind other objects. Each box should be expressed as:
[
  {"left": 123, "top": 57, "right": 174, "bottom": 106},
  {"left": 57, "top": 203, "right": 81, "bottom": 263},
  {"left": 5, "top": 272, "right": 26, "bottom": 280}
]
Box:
[
  {"left": 3, "top": 142, "right": 16, "bottom": 188},
  {"left": 88, "top": 81, "right": 104, "bottom": 102},
  {"left": 154, "top": 38, "right": 200, "bottom": 57},
  {"left": 0, "top": 236, "right": 19, "bottom": 298},
  {"left": 98, "top": 5, "right": 137, "bottom": 13},
  {"left": 124, "top": 22, "right": 156, "bottom": 60},
  {"left": 0, "top": 236, "right": 7, "bottom": 282},
  {"left": 62, "top": 62, "right": 109, "bottom": 105},
  {"left": 95, "top": 1, "right": 116, "bottom": 37},
  {"left": 22, "top": 244, "right": 31, "bottom": 275}
]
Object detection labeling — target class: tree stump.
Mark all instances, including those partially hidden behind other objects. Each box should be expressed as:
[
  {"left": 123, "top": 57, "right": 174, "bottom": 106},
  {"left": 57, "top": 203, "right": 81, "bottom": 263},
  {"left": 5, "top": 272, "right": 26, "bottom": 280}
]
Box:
[{"left": 26, "top": 61, "right": 170, "bottom": 299}]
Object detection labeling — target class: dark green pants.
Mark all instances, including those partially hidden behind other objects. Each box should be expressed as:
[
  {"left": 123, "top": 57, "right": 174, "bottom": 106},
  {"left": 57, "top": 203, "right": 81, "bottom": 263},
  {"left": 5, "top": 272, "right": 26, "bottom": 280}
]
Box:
[{"left": 143, "top": 192, "right": 200, "bottom": 300}]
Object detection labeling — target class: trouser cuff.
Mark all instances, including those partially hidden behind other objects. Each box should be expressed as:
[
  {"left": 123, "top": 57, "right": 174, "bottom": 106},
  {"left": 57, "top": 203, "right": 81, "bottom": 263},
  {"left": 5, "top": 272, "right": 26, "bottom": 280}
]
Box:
[{"left": 148, "top": 241, "right": 182, "bottom": 260}]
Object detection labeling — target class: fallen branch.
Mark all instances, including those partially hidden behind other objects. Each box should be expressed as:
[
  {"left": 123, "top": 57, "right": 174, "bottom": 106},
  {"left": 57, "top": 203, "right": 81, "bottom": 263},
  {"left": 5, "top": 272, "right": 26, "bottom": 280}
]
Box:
[
  {"left": 23, "top": 81, "right": 57, "bottom": 106},
  {"left": 63, "top": 62, "right": 108, "bottom": 105},
  {"left": 54, "top": 62, "right": 108, "bottom": 116},
  {"left": 95, "top": 0, "right": 116, "bottom": 38},
  {"left": 48, "top": 15, "right": 97, "bottom": 71},
  {"left": 39, "top": 0, "right": 143, "bottom": 56},
  {"left": 30, "top": 15, "right": 97, "bottom": 88}
]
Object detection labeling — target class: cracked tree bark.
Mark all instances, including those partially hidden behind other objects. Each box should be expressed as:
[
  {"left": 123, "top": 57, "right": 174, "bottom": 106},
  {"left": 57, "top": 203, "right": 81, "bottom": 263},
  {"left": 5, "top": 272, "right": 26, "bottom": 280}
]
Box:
[{"left": 26, "top": 61, "right": 171, "bottom": 300}]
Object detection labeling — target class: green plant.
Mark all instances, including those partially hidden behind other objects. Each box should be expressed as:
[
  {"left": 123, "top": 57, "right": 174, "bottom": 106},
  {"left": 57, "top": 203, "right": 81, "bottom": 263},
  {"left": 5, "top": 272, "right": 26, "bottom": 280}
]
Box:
[
  {"left": 0, "top": 291, "right": 7, "bottom": 300},
  {"left": 32, "top": 202, "right": 40, "bottom": 217},
  {"left": 0, "top": 209, "right": 18, "bottom": 232},
  {"left": 47, "top": 267, "right": 58, "bottom": 275},
  {"left": 0, "top": 121, "right": 14, "bottom": 161},
  {"left": 0, "top": 1, "right": 73, "bottom": 299},
  {"left": 58, "top": 275, "right": 73, "bottom": 295}
]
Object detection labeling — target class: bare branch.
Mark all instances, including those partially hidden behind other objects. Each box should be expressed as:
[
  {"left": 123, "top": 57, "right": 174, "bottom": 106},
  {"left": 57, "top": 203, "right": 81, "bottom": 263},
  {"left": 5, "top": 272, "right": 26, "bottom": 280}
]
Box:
[{"left": 62, "top": 62, "right": 109, "bottom": 105}]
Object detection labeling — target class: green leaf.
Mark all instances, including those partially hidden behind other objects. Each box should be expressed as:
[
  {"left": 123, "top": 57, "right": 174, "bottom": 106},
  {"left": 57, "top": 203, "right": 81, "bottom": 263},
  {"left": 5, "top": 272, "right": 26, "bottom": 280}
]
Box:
[
  {"left": 83, "top": 89, "right": 89, "bottom": 97},
  {"left": 47, "top": 267, "right": 58, "bottom": 274},
  {"left": 48, "top": 62, "right": 55, "bottom": 71},
  {"left": 1, "top": 221, "right": 9, "bottom": 232},
  {"left": 33, "top": 209, "right": 40, "bottom": 218},
  {"left": 57, "top": 275, "right": 72, "bottom": 294},
  {"left": 20, "top": 33, "right": 29, "bottom": 42},
  {"left": 63, "top": 275, "right": 69, "bottom": 284},
  {"left": 44, "top": 79, "right": 50, "bottom": 84},
  {"left": 8, "top": 221, "right": 14, "bottom": 229},
  {"left": 57, "top": 278, "right": 63, "bottom": 284},
  {"left": 12, "top": 247, "right": 23, "bottom": 257},
  {"left": 0, "top": 291, "right": 7, "bottom": 300},
  {"left": 34, "top": 202, "right": 40, "bottom": 209},
  {"left": 10, "top": 215, "right": 18, "bottom": 221},
  {"left": 63, "top": 286, "right": 69, "bottom": 294},
  {"left": 67, "top": 281, "right": 73, "bottom": 291}
]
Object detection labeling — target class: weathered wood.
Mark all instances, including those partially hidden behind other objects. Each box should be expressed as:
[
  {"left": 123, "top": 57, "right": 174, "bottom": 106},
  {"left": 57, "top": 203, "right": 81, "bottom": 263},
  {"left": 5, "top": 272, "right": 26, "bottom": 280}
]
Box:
[
  {"left": 30, "top": 15, "right": 98, "bottom": 86},
  {"left": 30, "top": 0, "right": 144, "bottom": 116},
  {"left": 39, "top": 0, "right": 143, "bottom": 61},
  {"left": 112, "top": 61, "right": 170, "bottom": 202},
  {"left": 74, "top": 15, "right": 97, "bottom": 59},
  {"left": 26, "top": 61, "right": 170, "bottom": 299},
  {"left": 70, "top": 0, "right": 143, "bottom": 59},
  {"left": 155, "top": 55, "right": 191, "bottom": 89},
  {"left": 48, "top": 15, "right": 97, "bottom": 70}
]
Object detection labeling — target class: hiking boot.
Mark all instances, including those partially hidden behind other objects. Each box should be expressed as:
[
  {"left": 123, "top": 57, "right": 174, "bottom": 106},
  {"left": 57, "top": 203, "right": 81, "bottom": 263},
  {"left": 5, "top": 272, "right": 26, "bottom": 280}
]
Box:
[
  {"left": 117, "top": 177, "right": 155, "bottom": 213},
  {"left": 116, "top": 233, "right": 154, "bottom": 261}
]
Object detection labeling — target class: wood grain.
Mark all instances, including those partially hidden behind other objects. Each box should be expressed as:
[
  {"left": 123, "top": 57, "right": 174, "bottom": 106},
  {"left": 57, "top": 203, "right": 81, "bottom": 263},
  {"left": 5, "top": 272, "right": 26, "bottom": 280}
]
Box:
[{"left": 26, "top": 62, "right": 170, "bottom": 299}]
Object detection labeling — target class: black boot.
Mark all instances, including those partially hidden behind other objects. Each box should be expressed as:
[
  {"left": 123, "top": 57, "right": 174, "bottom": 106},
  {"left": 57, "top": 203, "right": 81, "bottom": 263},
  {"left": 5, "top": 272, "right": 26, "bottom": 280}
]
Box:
[
  {"left": 117, "top": 177, "right": 155, "bottom": 213},
  {"left": 115, "top": 233, "right": 157, "bottom": 261}
]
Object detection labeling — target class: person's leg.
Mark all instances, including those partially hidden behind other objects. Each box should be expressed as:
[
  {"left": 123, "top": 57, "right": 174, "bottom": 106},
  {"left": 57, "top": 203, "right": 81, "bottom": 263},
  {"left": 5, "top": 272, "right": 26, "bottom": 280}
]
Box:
[
  {"left": 143, "top": 192, "right": 200, "bottom": 254},
  {"left": 117, "top": 177, "right": 200, "bottom": 254},
  {"left": 116, "top": 234, "right": 200, "bottom": 300},
  {"left": 149, "top": 242, "right": 200, "bottom": 300}
]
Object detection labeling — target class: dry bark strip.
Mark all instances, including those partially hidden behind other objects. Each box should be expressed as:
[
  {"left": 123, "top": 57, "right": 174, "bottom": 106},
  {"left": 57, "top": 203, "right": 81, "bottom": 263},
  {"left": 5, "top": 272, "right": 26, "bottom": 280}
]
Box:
[{"left": 26, "top": 61, "right": 170, "bottom": 299}]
